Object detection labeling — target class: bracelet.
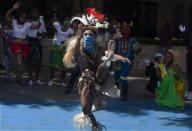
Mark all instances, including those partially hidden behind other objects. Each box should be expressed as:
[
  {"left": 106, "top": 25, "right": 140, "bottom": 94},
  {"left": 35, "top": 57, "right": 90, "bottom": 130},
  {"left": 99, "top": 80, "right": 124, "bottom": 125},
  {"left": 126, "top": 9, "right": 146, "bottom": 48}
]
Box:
[{"left": 101, "top": 56, "right": 116, "bottom": 62}]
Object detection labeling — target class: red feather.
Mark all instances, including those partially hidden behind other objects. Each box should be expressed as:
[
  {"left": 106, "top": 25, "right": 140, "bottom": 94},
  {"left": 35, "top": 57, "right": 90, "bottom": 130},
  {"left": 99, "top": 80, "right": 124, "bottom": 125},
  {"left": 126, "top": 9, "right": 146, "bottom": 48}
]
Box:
[{"left": 86, "top": 8, "right": 104, "bottom": 21}]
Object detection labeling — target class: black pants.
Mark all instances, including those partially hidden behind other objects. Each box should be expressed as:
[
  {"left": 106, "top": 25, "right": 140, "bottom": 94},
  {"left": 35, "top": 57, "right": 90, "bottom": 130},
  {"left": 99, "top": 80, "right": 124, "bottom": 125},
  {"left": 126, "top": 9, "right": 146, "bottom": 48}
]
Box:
[
  {"left": 145, "top": 63, "right": 158, "bottom": 94},
  {"left": 187, "top": 51, "right": 192, "bottom": 91},
  {"left": 68, "top": 64, "right": 81, "bottom": 88}
]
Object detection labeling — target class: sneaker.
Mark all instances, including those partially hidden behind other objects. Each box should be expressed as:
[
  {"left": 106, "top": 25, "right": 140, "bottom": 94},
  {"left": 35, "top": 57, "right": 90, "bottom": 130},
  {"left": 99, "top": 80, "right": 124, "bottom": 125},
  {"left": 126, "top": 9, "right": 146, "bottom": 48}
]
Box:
[
  {"left": 48, "top": 80, "right": 53, "bottom": 86},
  {"left": 35, "top": 80, "right": 43, "bottom": 85},
  {"left": 61, "top": 82, "right": 66, "bottom": 87},
  {"left": 28, "top": 80, "right": 33, "bottom": 86},
  {"left": 187, "top": 92, "right": 192, "bottom": 101}
]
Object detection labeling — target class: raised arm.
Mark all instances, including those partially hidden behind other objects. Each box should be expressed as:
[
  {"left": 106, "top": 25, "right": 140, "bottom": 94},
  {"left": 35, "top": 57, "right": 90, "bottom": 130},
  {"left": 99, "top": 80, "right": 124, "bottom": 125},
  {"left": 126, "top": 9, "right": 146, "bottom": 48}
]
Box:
[
  {"left": 71, "top": 24, "right": 83, "bottom": 56},
  {"left": 107, "top": 40, "right": 131, "bottom": 64},
  {"left": 6, "top": 2, "right": 20, "bottom": 17},
  {"left": 63, "top": 24, "right": 82, "bottom": 68}
]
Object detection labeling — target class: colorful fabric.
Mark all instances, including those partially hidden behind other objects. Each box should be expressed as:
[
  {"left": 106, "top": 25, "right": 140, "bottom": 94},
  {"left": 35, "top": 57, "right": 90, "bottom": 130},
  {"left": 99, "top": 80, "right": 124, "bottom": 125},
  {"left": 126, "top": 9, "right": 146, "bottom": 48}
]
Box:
[
  {"left": 83, "top": 35, "right": 96, "bottom": 53},
  {"left": 10, "top": 41, "right": 29, "bottom": 61},
  {"left": 115, "top": 38, "right": 136, "bottom": 62},
  {"left": 114, "top": 61, "right": 131, "bottom": 86},
  {"left": 11, "top": 37, "right": 28, "bottom": 44},
  {"left": 114, "top": 38, "right": 136, "bottom": 86},
  {"left": 155, "top": 64, "right": 185, "bottom": 109},
  {"left": 27, "top": 40, "right": 42, "bottom": 65},
  {"left": 49, "top": 44, "right": 66, "bottom": 71}
]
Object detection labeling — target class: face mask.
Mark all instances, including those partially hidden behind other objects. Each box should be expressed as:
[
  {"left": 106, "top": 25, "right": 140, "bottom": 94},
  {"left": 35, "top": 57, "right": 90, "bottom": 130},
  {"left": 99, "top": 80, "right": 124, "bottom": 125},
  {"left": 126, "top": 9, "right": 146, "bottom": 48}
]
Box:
[{"left": 83, "top": 35, "right": 95, "bottom": 53}]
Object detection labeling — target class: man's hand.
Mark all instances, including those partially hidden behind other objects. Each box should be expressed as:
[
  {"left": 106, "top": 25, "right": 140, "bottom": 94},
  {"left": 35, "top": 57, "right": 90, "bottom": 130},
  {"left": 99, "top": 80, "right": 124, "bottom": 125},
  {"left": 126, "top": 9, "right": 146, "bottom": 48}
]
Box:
[
  {"left": 107, "top": 40, "right": 115, "bottom": 58},
  {"left": 108, "top": 40, "right": 115, "bottom": 52},
  {"left": 179, "top": 25, "right": 186, "bottom": 32},
  {"left": 114, "top": 54, "right": 131, "bottom": 64},
  {"left": 121, "top": 57, "right": 131, "bottom": 63},
  {"left": 13, "top": 2, "right": 20, "bottom": 9}
]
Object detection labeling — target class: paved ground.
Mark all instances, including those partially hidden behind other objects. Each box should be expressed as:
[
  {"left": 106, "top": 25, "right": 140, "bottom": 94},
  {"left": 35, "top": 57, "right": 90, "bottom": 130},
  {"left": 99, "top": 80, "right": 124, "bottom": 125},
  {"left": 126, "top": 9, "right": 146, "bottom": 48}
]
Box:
[
  {"left": 0, "top": 67, "right": 192, "bottom": 131},
  {"left": 0, "top": 101, "right": 192, "bottom": 131},
  {"left": 0, "top": 67, "right": 155, "bottom": 101}
]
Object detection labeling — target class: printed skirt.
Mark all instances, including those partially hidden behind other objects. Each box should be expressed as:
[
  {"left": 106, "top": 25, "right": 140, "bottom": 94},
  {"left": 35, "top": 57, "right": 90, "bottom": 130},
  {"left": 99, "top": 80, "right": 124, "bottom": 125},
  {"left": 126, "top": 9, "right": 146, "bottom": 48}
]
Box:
[
  {"left": 49, "top": 43, "right": 66, "bottom": 71},
  {"left": 27, "top": 37, "right": 42, "bottom": 65},
  {"left": 10, "top": 38, "right": 29, "bottom": 61}
]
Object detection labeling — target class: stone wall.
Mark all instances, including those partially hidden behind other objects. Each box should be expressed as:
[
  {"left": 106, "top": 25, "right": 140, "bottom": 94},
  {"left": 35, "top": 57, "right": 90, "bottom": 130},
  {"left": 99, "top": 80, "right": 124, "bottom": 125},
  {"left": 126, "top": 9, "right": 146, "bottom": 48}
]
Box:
[
  {"left": 133, "top": 44, "right": 187, "bottom": 72},
  {"left": 41, "top": 39, "right": 53, "bottom": 66},
  {"left": 40, "top": 39, "right": 187, "bottom": 72}
]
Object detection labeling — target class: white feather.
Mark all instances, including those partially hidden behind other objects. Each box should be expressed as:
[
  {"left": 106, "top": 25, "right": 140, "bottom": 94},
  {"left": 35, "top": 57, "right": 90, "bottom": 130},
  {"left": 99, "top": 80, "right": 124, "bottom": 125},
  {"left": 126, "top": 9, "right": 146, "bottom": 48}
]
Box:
[
  {"left": 71, "top": 16, "right": 88, "bottom": 26},
  {"left": 63, "top": 36, "right": 78, "bottom": 68},
  {"left": 71, "top": 13, "right": 109, "bottom": 28},
  {"left": 73, "top": 112, "right": 88, "bottom": 130}
]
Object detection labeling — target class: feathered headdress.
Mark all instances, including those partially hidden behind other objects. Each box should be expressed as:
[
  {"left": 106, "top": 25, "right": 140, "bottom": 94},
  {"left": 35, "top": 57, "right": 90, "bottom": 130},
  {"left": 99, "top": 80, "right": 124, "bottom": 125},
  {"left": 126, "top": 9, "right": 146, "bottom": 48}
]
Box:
[
  {"left": 71, "top": 8, "right": 109, "bottom": 29},
  {"left": 120, "top": 22, "right": 132, "bottom": 39},
  {"left": 167, "top": 49, "right": 181, "bottom": 64}
]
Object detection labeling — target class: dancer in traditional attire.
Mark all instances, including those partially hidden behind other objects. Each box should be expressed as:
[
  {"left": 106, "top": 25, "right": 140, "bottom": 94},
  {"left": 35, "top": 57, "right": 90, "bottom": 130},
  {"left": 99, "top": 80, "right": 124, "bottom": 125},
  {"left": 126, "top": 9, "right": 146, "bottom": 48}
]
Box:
[
  {"left": 114, "top": 22, "right": 141, "bottom": 100},
  {"left": 27, "top": 8, "right": 46, "bottom": 85},
  {"left": 6, "top": 2, "right": 42, "bottom": 86},
  {"left": 48, "top": 19, "right": 74, "bottom": 87},
  {"left": 63, "top": 8, "right": 130, "bottom": 130}
]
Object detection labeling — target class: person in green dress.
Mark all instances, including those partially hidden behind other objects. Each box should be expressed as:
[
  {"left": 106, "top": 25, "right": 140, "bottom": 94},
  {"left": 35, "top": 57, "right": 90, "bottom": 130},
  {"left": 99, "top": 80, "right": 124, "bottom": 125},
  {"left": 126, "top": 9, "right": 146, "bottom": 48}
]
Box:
[
  {"left": 155, "top": 50, "right": 185, "bottom": 109},
  {"left": 48, "top": 20, "right": 74, "bottom": 87}
]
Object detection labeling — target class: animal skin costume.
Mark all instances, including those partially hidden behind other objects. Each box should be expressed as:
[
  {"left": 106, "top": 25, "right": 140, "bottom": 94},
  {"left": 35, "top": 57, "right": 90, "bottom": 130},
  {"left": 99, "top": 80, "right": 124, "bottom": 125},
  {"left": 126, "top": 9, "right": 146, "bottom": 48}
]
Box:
[{"left": 63, "top": 8, "right": 130, "bottom": 130}]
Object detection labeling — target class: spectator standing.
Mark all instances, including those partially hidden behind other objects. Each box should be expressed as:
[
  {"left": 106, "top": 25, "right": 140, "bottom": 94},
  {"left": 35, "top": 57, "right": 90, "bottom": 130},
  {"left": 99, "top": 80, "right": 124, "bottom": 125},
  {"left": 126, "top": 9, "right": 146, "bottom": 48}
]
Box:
[
  {"left": 48, "top": 20, "right": 74, "bottom": 87},
  {"left": 27, "top": 8, "right": 46, "bottom": 86},
  {"left": 6, "top": 2, "right": 42, "bottom": 86},
  {"left": 159, "top": 21, "right": 175, "bottom": 55}
]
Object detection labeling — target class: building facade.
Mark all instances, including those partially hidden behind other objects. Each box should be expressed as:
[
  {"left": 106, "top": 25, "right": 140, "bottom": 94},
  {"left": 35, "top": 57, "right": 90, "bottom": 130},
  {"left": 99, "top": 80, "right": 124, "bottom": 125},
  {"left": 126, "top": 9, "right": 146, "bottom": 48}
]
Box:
[{"left": 0, "top": 0, "right": 192, "bottom": 37}]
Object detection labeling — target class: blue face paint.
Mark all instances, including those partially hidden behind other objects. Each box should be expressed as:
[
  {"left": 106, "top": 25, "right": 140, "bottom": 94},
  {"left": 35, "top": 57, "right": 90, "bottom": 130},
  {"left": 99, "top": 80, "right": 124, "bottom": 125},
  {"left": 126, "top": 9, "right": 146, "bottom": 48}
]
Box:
[{"left": 83, "top": 35, "right": 95, "bottom": 53}]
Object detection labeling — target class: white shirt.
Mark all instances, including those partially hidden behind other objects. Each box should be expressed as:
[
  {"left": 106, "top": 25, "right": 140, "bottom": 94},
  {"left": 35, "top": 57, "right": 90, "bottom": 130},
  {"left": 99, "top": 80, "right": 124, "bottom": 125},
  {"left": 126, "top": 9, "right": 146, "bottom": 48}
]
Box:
[
  {"left": 53, "top": 21, "right": 74, "bottom": 45},
  {"left": 12, "top": 19, "right": 32, "bottom": 39},
  {"left": 28, "top": 16, "right": 46, "bottom": 38}
]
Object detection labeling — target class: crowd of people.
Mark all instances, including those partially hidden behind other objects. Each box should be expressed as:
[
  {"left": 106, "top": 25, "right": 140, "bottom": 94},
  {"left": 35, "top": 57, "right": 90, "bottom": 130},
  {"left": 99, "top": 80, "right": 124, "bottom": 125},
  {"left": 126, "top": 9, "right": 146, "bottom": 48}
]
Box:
[
  {"left": 144, "top": 21, "right": 192, "bottom": 108},
  {"left": 0, "top": 2, "right": 192, "bottom": 128},
  {"left": 0, "top": 2, "right": 77, "bottom": 87}
]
